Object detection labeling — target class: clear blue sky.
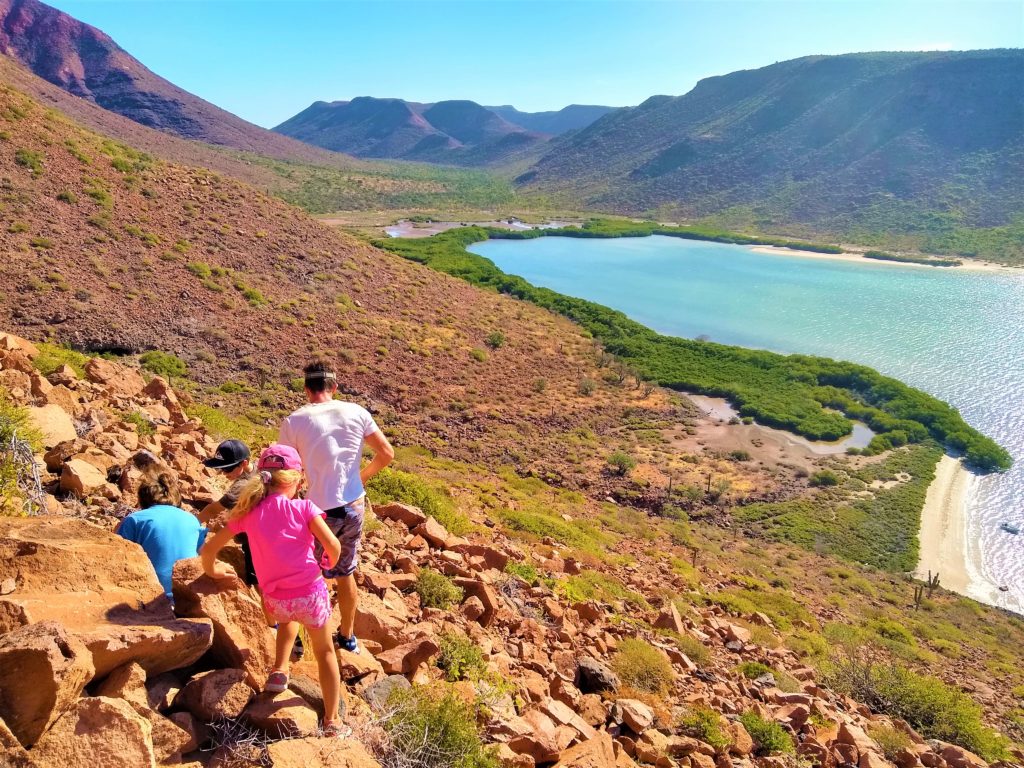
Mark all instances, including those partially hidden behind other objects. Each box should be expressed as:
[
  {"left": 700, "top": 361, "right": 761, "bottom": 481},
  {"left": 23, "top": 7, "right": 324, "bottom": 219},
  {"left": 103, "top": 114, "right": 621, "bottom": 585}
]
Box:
[{"left": 46, "top": 0, "right": 1024, "bottom": 128}]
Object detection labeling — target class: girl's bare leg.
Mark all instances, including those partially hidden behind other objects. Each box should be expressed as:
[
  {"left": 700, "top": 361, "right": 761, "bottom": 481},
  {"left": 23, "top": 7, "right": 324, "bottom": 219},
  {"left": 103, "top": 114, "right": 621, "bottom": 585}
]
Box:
[
  {"left": 306, "top": 621, "right": 341, "bottom": 726},
  {"left": 273, "top": 621, "right": 300, "bottom": 673}
]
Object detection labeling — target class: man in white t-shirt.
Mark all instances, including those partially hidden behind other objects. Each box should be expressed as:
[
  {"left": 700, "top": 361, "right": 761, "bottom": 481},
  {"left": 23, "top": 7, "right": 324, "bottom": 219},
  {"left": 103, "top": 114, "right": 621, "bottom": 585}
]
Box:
[{"left": 279, "top": 360, "right": 395, "bottom": 653}]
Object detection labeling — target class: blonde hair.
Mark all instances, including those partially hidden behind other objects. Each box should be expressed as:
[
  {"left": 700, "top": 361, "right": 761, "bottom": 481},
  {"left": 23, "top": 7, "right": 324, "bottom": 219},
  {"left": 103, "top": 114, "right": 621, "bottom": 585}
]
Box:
[
  {"left": 137, "top": 470, "right": 182, "bottom": 509},
  {"left": 230, "top": 469, "right": 303, "bottom": 520}
]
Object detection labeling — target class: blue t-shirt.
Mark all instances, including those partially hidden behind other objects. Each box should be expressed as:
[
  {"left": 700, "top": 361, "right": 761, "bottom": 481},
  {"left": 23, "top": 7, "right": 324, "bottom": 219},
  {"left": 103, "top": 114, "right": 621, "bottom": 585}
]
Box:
[{"left": 118, "top": 505, "right": 208, "bottom": 599}]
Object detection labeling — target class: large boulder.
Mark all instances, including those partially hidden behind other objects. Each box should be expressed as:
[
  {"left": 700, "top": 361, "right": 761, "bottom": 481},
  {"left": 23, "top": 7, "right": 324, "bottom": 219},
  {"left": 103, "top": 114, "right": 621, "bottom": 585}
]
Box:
[
  {"left": 575, "top": 657, "right": 619, "bottom": 694},
  {"left": 59, "top": 458, "right": 109, "bottom": 498},
  {"left": 84, "top": 357, "right": 146, "bottom": 398},
  {"left": 266, "top": 737, "right": 382, "bottom": 768},
  {"left": 176, "top": 668, "right": 254, "bottom": 722},
  {"left": 26, "top": 404, "right": 77, "bottom": 447},
  {"left": 553, "top": 732, "right": 618, "bottom": 768},
  {"left": 30, "top": 696, "right": 155, "bottom": 768},
  {"left": 0, "top": 517, "right": 213, "bottom": 677},
  {"left": 376, "top": 637, "right": 440, "bottom": 675},
  {"left": 0, "top": 333, "right": 39, "bottom": 358},
  {"left": 244, "top": 691, "right": 320, "bottom": 738},
  {"left": 0, "top": 717, "right": 33, "bottom": 768},
  {"left": 172, "top": 557, "right": 275, "bottom": 689},
  {"left": 0, "top": 621, "right": 94, "bottom": 747}
]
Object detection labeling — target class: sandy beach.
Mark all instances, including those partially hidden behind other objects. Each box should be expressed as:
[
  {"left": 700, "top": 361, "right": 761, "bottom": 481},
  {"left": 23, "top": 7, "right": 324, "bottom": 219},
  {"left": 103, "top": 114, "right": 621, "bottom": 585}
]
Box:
[
  {"left": 917, "top": 455, "right": 976, "bottom": 594},
  {"left": 748, "top": 245, "right": 1012, "bottom": 273}
]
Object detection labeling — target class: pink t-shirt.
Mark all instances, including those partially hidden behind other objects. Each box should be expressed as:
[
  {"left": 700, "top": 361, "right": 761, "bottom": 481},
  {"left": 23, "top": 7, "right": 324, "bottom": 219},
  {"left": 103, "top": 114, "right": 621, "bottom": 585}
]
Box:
[{"left": 227, "top": 493, "right": 325, "bottom": 600}]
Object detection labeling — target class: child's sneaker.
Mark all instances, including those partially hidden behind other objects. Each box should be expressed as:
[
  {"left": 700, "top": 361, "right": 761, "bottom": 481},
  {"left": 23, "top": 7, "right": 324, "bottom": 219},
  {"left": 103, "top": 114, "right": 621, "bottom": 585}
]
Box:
[
  {"left": 334, "top": 633, "right": 360, "bottom": 654},
  {"left": 291, "top": 634, "right": 304, "bottom": 661},
  {"left": 264, "top": 670, "right": 289, "bottom": 693},
  {"left": 322, "top": 720, "right": 352, "bottom": 738}
]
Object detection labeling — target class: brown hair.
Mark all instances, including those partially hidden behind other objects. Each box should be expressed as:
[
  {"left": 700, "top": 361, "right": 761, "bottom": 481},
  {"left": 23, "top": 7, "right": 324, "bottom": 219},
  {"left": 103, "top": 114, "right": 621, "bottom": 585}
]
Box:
[
  {"left": 303, "top": 359, "right": 338, "bottom": 394},
  {"left": 137, "top": 470, "right": 182, "bottom": 509}
]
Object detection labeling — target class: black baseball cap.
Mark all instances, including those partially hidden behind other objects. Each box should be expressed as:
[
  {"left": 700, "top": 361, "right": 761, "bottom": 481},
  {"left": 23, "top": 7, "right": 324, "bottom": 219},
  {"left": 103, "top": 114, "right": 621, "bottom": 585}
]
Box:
[{"left": 203, "top": 439, "right": 251, "bottom": 471}]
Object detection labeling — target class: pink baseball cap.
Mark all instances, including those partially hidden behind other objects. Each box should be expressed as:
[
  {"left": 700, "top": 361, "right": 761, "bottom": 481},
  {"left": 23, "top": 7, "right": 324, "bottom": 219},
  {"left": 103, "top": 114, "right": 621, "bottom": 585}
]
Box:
[{"left": 257, "top": 443, "right": 303, "bottom": 471}]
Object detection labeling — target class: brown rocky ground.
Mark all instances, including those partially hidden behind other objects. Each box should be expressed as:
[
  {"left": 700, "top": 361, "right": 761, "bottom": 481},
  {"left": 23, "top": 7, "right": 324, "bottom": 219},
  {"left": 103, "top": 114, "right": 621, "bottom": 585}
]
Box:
[{"left": 3, "top": 339, "right": 1018, "bottom": 768}]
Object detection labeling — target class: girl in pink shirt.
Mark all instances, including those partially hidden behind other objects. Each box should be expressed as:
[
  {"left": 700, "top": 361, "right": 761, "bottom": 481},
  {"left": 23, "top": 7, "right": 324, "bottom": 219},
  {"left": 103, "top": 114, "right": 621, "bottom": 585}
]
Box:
[{"left": 201, "top": 444, "right": 346, "bottom": 735}]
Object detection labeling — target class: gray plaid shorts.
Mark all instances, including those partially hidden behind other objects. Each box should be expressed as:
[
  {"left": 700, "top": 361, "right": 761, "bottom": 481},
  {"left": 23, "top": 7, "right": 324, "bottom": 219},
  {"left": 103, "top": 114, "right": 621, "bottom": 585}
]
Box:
[{"left": 314, "top": 496, "right": 366, "bottom": 578}]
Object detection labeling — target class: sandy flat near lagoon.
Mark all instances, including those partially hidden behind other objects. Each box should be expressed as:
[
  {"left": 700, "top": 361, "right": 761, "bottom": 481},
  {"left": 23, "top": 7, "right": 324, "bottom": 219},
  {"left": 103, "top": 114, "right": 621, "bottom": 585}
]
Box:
[
  {"left": 917, "top": 455, "right": 975, "bottom": 594},
  {"left": 748, "top": 245, "right": 1012, "bottom": 273}
]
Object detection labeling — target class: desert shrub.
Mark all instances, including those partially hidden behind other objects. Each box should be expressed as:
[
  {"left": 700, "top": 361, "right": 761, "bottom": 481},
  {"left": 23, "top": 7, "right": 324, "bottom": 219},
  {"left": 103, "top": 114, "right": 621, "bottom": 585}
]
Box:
[
  {"left": 607, "top": 451, "right": 636, "bottom": 476},
  {"left": 14, "top": 148, "right": 43, "bottom": 175},
  {"left": 739, "top": 711, "right": 794, "bottom": 754},
  {"left": 822, "top": 650, "right": 1008, "bottom": 760},
  {"left": 0, "top": 392, "right": 42, "bottom": 515},
  {"left": 737, "top": 661, "right": 774, "bottom": 679},
  {"left": 437, "top": 632, "right": 486, "bottom": 682},
  {"left": 809, "top": 469, "right": 841, "bottom": 487},
  {"left": 367, "top": 468, "right": 470, "bottom": 535},
  {"left": 869, "top": 725, "right": 913, "bottom": 761},
  {"left": 190, "top": 405, "right": 274, "bottom": 449},
  {"left": 869, "top": 618, "right": 916, "bottom": 647},
  {"left": 578, "top": 378, "right": 596, "bottom": 396},
  {"left": 121, "top": 411, "right": 155, "bottom": 437},
  {"left": 32, "top": 342, "right": 89, "bottom": 378},
  {"left": 729, "top": 450, "right": 751, "bottom": 461},
  {"left": 612, "top": 638, "right": 674, "bottom": 694},
  {"left": 469, "top": 348, "right": 487, "bottom": 362},
  {"left": 56, "top": 190, "right": 77, "bottom": 204},
  {"left": 532, "top": 378, "right": 547, "bottom": 393},
  {"left": 380, "top": 685, "right": 498, "bottom": 768},
  {"left": 504, "top": 561, "right": 539, "bottom": 584},
  {"left": 187, "top": 262, "right": 212, "bottom": 278},
  {"left": 484, "top": 331, "right": 505, "bottom": 349},
  {"left": 679, "top": 705, "right": 730, "bottom": 749},
  {"left": 140, "top": 350, "right": 187, "bottom": 378},
  {"left": 556, "top": 570, "right": 647, "bottom": 608},
  {"left": 416, "top": 568, "right": 463, "bottom": 610}
]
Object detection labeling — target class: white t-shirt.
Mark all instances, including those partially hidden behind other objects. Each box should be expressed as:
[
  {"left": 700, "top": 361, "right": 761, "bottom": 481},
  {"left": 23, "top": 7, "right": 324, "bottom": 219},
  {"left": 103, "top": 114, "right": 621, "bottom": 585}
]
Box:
[{"left": 279, "top": 400, "right": 381, "bottom": 511}]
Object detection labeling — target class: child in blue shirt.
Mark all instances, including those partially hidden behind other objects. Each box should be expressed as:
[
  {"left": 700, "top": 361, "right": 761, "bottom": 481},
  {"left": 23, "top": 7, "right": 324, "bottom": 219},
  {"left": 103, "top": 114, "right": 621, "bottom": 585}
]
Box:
[{"left": 117, "top": 470, "right": 207, "bottom": 600}]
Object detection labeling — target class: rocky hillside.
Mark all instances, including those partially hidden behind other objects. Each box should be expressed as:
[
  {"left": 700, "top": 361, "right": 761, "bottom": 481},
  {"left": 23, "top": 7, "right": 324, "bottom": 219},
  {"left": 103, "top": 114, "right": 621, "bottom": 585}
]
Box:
[
  {"left": 0, "top": 0, "right": 352, "bottom": 162},
  {"left": 2, "top": 337, "right": 1021, "bottom": 768},
  {"left": 274, "top": 98, "right": 547, "bottom": 167},
  {"left": 517, "top": 51, "right": 1024, "bottom": 258}
]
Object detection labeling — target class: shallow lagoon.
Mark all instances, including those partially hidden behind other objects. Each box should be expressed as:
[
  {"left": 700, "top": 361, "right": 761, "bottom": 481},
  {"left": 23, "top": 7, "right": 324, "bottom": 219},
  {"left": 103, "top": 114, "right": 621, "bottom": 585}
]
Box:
[{"left": 470, "top": 235, "right": 1024, "bottom": 611}]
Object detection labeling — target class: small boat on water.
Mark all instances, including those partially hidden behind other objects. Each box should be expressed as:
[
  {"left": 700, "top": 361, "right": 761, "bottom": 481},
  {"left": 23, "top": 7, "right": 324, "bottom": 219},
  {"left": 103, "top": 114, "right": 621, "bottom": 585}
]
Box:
[{"left": 1000, "top": 522, "right": 1021, "bottom": 535}]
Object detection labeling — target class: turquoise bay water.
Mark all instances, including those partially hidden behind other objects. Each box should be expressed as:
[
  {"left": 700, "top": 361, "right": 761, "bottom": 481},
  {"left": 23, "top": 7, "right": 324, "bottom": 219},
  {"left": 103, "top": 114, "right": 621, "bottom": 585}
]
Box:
[{"left": 469, "top": 235, "right": 1024, "bottom": 611}]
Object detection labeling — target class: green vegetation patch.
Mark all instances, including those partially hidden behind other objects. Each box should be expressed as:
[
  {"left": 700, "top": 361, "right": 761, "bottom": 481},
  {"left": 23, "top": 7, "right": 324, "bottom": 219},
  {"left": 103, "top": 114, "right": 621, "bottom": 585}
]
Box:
[
  {"left": 437, "top": 632, "right": 487, "bottom": 682},
  {"left": 1, "top": 391, "right": 42, "bottom": 515},
  {"left": 32, "top": 342, "right": 89, "bottom": 378},
  {"left": 139, "top": 350, "right": 187, "bottom": 379},
  {"left": 739, "top": 711, "right": 795, "bottom": 754},
  {"left": 367, "top": 467, "right": 471, "bottom": 535},
  {"left": 415, "top": 568, "right": 464, "bottom": 610},
  {"left": 382, "top": 685, "right": 498, "bottom": 768},
  {"left": 376, "top": 226, "right": 1009, "bottom": 472},
  {"left": 611, "top": 638, "right": 675, "bottom": 694},
  {"left": 864, "top": 250, "right": 962, "bottom": 267},
  {"left": 679, "top": 705, "right": 731, "bottom": 750},
  {"left": 736, "top": 443, "right": 942, "bottom": 570}
]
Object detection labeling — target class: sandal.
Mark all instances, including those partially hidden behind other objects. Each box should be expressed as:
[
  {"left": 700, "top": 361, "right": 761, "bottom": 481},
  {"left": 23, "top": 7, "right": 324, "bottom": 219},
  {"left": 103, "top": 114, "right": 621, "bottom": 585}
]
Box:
[
  {"left": 264, "top": 670, "right": 289, "bottom": 694},
  {"left": 322, "top": 720, "right": 352, "bottom": 738}
]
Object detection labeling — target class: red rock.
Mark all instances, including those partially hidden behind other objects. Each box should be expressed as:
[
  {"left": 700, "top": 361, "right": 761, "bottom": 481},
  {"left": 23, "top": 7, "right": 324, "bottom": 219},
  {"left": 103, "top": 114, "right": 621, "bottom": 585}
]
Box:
[
  {"left": 177, "top": 668, "right": 254, "bottom": 721},
  {"left": 244, "top": 691, "right": 320, "bottom": 738},
  {"left": 85, "top": 358, "right": 146, "bottom": 397},
  {"left": 614, "top": 699, "right": 655, "bottom": 733},
  {"left": 731, "top": 721, "right": 755, "bottom": 756},
  {"left": 0, "top": 620, "right": 95, "bottom": 747},
  {"left": 725, "top": 623, "right": 752, "bottom": 644},
  {"left": 96, "top": 661, "right": 149, "bottom": 707},
  {"left": 0, "top": 333, "right": 39, "bottom": 358},
  {"left": 839, "top": 722, "right": 876, "bottom": 756},
  {"left": 412, "top": 516, "right": 452, "bottom": 549},
  {"left": 861, "top": 751, "right": 895, "bottom": 768},
  {"left": 376, "top": 637, "right": 440, "bottom": 675},
  {"left": 938, "top": 743, "right": 987, "bottom": 768},
  {"left": 0, "top": 717, "right": 32, "bottom": 768},
  {"left": 27, "top": 404, "right": 77, "bottom": 447},
  {"left": 266, "top": 737, "right": 382, "bottom": 767},
  {"left": 172, "top": 557, "right": 275, "bottom": 689},
  {"left": 167, "top": 711, "right": 203, "bottom": 753},
  {"left": 453, "top": 543, "right": 510, "bottom": 571},
  {"left": 375, "top": 502, "right": 429, "bottom": 529},
  {"left": 353, "top": 591, "right": 408, "bottom": 650},
  {"left": 496, "top": 742, "right": 537, "bottom": 767},
  {"left": 553, "top": 732, "right": 618, "bottom": 767},
  {"left": 653, "top": 602, "right": 686, "bottom": 634},
  {"left": 461, "top": 595, "right": 486, "bottom": 622},
  {"left": 30, "top": 696, "right": 155, "bottom": 767},
  {"left": 59, "top": 458, "right": 108, "bottom": 497},
  {"left": 454, "top": 577, "right": 501, "bottom": 627},
  {"left": 336, "top": 647, "right": 385, "bottom": 681}
]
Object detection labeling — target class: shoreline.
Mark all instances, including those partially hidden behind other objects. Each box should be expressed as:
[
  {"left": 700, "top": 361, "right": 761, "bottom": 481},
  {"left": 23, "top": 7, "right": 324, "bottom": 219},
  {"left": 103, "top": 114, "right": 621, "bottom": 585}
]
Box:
[
  {"left": 748, "top": 245, "right": 1012, "bottom": 273},
  {"left": 916, "top": 455, "right": 978, "bottom": 597}
]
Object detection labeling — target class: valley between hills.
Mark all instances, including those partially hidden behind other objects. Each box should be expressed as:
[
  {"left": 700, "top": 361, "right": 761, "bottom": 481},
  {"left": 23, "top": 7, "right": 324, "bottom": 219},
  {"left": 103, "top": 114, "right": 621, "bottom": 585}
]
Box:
[{"left": 1, "top": 0, "right": 1024, "bottom": 766}]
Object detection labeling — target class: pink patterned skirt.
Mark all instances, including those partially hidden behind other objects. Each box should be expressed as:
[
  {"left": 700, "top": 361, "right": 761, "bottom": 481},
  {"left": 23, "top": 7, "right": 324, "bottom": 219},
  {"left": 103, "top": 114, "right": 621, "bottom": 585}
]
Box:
[{"left": 262, "top": 578, "right": 332, "bottom": 628}]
